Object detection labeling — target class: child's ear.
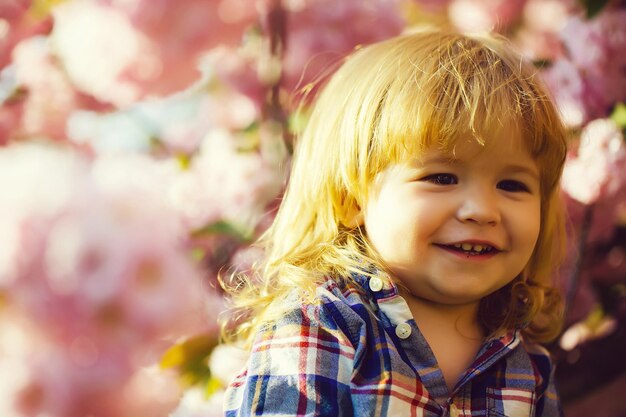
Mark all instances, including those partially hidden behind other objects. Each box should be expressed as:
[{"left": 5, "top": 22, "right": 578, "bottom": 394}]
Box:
[{"left": 342, "top": 201, "right": 364, "bottom": 228}]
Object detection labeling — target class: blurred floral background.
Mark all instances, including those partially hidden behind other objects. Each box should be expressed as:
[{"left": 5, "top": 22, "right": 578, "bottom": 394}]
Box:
[{"left": 0, "top": 0, "right": 625, "bottom": 416}]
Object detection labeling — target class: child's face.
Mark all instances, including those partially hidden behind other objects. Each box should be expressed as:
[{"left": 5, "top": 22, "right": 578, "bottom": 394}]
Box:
[{"left": 359, "top": 133, "right": 541, "bottom": 307}]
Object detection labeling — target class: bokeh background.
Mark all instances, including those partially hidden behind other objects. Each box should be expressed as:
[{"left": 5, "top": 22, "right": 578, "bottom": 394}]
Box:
[{"left": 1, "top": 0, "right": 625, "bottom": 416}]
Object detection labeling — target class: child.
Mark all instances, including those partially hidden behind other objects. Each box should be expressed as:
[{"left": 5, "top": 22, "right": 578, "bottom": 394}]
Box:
[{"left": 222, "top": 29, "right": 568, "bottom": 416}]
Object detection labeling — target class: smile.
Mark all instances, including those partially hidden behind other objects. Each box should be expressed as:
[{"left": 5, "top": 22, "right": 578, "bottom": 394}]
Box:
[
  {"left": 450, "top": 243, "right": 494, "bottom": 255},
  {"left": 435, "top": 242, "right": 500, "bottom": 256}
]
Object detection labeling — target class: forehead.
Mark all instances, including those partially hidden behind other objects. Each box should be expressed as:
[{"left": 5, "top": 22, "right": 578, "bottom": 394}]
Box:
[
  {"left": 380, "top": 76, "right": 544, "bottom": 166},
  {"left": 397, "top": 117, "right": 533, "bottom": 161},
  {"left": 418, "top": 126, "right": 535, "bottom": 156},
  {"left": 443, "top": 129, "right": 532, "bottom": 159},
  {"left": 414, "top": 133, "right": 539, "bottom": 176}
]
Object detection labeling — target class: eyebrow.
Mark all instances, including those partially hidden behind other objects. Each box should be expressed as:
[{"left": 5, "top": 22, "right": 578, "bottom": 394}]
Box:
[
  {"left": 416, "top": 157, "right": 540, "bottom": 180},
  {"left": 417, "top": 156, "right": 459, "bottom": 165},
  {"left": 505, "top": 164, "right": 540, "bottom": 181}
]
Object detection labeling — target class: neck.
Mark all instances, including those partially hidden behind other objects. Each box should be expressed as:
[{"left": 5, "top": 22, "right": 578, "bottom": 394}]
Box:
[
  {"left": 399, "top": 289, "right": 484, "bottom": 341},
  {"left": 400, "top": 291, "right": 487, "bottom": 393}
]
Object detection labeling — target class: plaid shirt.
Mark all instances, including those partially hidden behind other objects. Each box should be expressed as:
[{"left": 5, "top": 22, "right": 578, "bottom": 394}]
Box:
[{"left": 224, "top": 274, "right": 562, "bottom": 417}]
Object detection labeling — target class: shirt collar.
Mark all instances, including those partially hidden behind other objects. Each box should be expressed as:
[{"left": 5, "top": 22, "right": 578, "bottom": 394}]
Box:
[
  {"left": 351, "top": 270, "right": 523, "bottom": 343},
  {"left": 352, "top": 269, "right": 398, "bottom": 300}
]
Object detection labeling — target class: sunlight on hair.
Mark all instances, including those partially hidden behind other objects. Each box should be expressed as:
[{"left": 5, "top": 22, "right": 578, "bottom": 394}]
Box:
[{"left": 222, "top": 29, "right": 568, "bottom": 346}]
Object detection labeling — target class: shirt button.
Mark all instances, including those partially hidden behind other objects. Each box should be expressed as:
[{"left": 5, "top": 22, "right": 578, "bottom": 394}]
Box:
[
  {"left": 369, "top": 277, "right": 383, "bottom": 292},
  {"left": 395, "top": 323, "right": 412, "bottom": 339}
]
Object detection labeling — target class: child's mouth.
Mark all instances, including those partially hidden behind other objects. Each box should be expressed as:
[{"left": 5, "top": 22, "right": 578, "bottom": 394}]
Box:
[{"left": 436, "top": 243, "right": 497, "bottom": 256}]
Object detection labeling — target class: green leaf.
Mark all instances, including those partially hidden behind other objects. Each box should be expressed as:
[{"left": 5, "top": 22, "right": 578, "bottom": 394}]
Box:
[
  {"left": 577, "top": 0, "right": 610, "bottom": 18},
  {"left": 289, "top": 108, "right": 310, "bottom": 135},
  {"left": 161, "top": 334, "right": 217, "bottom": 369},
  {"left": 610, "top": 103, "right": 626, "bottom": 132},
  {"left": 30, "top": 0, "right": 68, "bottom": 17},
  {"left": 532, "top": 59, "right": 551, "bottom": 70},
  {"left": 176, "top": 153, "right": 192, "bottom": 170},
  {"left": 161, "top": 334, "right": 219, "bottom": 388},
  {"left": 243, "top": 121, "right": 260, "bottom": 134},
  {"left": 191, "top": 247, "right": 206, "bottom": 262},
  {"left": 192, "top": 220, "right": 253, "bottom": 242},
  {"left": 205, "top": 376, "right": 223, "bottom": 397}
]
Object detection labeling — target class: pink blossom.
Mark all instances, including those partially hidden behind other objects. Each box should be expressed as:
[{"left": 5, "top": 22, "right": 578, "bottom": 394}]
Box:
[
  {"left": 229, "top": 245, "right": 265, "bottom": 274},
  {"left": 0, "top": 67, "right": 24, "bottom": 145},
  {"left": 51, "top": 0, "right": 259, "bottom": 107},
  {"left": 66, "top": 59, "right": 261, "bottom": 155},
  {"left": 412, "top": 0, "right": 453, "bottom": 12},
  {"left": 0, "top": 136, "right": 283, "bottom": 415},
  {"left": 448, "top": 0, "right": 527, "bottom": 33},
  {"left": 0, "top": 141, "right": 222, "bottom": 416},
  {"left": 561, "top": 119, "right": 626, "bottom": 243},
  {"left": 514, "top": 28, "right": 564, "bottom": 62},
  {"left": 111, "top": 0, "right": 258, "bottom": 48},
  {"left": 0, "top": 311, "right": 183, "bottom": 417},
  {"left": 561, "top": 10, "right": 626, "bottom": 77},
  {"left": 168, "top": 345, "right": 248, "bottom": 416},
  {"left": 556, "top": 9, "right": 626, "bottom": 120},
  {"left": 0, "top": 102, "right": 23, "bottom": 145},
  {"left": 514, "top": 0, "right": 573, "bottom": 61},
  {"left": 0, "top": 307, "right": 135, "bottom": 417},
  {"left": 170, "top": 126, "right": 287, "bottom": 231},
  {"left": 203, "top": 45, "right": 268, "bottom": 113},
  {"left": 0, "top": 0, "right": 31, "bottom": 20},
  {"left": 154, "top": 85, "right": 259, "bottom": 152},
  {"left": 559, "top": 208, "right": 626, "bottom": 327},
  {"left": 117, "top": 365, "right": 184, "bottom": 417},
  {"left": 515, "top": 2, "right": 624, "bottom": 123},
  {"left": 559, "top": 314, "right": 617, "bottom": 351},
  {"left": 562, "top": 119, "right": 626, "bottom": 205},
  {"left": 12, "top": 36, "right": 78, "bottom": 140},
  {"left": 111, "top": 0, "right": 258, "bottom": 53},
  {"left": 280, "top": 0, "right": 406, "bottom": 100},
  {"left": 0, "top": 1, "right": 53, "bottom": 69},
  {"left": 541, "top": 58, "right": 588, "bottom": 127},
  {"left": 4, "top": 150, "right": 213, "bottom": 341},
  {"left": 170, "top": 387, "right": 224, "bottom": 417},
  {"left": 0, "top": 311, "right": 47, "bottom": 417},
  {"left": 209, "top": 344, "right": 250, "bottom": 387},
  {"left": 8, "top": 35, "right": 110, "bottom": 142},
  {"left": 116, "top": 0, "right": 258, "bottom": 97},
  {"left": 50, "top": 1, "right": 158, "bottom": 107},
  {"left": 522, "top": 0, "right": 573, "bottom": 33}
]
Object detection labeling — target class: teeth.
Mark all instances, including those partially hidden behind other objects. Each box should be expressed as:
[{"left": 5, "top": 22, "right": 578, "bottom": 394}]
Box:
[{"left": 451, "top": 243, "right": 493, "bottom": 253}]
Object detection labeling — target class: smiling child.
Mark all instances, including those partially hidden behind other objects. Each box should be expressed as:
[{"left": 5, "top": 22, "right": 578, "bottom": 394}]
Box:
[{"left": 222, "top": 29, "right": 568, "bottom": 417}]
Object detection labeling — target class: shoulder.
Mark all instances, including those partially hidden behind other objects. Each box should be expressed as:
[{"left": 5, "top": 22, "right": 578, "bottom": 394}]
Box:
[
  {"left": 223, "top": 277, "right": 373, "bottom": 416},
  {"left": 516, "top": 335, "right": 559, "bottom": 401},
  {"left": 256, "top": 277, "right": 374, "bottom": 351},
  {"left": 231, "top": 276, "right": 377, "bottom": 377},
  {"left": 519, "top": 336, "right": 555, "bottom": 377},
  {"left": 517, "top": 337, "right": 563, "bottom": 416}
]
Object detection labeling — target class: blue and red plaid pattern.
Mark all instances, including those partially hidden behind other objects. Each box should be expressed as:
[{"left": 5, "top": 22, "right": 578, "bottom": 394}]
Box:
[{"left": 224, "top": 274, "right": 562, "bottom": 416}]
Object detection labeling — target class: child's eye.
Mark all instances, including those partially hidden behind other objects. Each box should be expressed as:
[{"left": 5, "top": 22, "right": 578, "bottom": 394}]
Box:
[
  {"left": 497, "top": 180, "right": 530, "bottom": 192},
  {"left": 422, "top": 173, "right": 458, "bottom": 185}
]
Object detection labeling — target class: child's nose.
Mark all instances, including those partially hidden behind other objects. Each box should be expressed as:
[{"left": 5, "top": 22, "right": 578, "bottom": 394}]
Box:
[{"left": 456, "top": 189, "right": 501, "bottom": 225}]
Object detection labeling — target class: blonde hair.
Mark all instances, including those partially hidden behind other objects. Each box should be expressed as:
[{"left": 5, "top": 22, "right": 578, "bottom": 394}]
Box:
[{"left": 221, "top": 30, "right": 568, "bottom": 347}]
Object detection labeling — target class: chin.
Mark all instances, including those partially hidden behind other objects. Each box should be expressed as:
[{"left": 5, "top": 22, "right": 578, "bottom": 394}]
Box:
[{"left": 429, "top": 289, "right": 488, "bottom": 305}]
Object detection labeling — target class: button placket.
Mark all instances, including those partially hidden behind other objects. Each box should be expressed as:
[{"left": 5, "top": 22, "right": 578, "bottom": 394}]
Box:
[
  {"left": 369, "top": 277, "right": 383, "bottom": 292},
  {"left": 395, "top": 322, "right": 412, "bottom": 339}
]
